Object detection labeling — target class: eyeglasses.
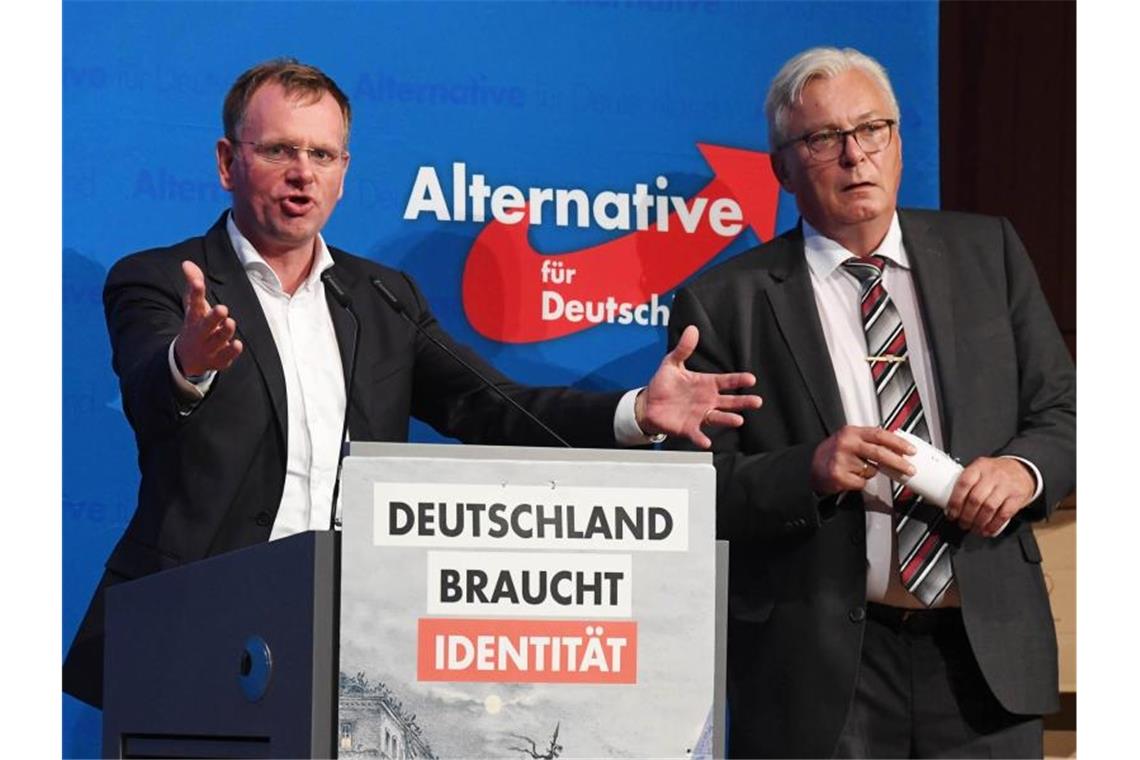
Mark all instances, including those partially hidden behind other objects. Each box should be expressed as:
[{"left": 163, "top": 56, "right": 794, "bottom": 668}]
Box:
[
  {"left": 778, "top": 119, "right": 897, "bottom": 161},
  {"left": 234, "top": 140, "right": 348, "bottom": 169}
]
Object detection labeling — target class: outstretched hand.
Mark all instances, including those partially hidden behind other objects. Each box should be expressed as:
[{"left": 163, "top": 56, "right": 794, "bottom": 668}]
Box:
[
  {"left": 636, "top": 325, "right": 762, "bottom": 449},
  {"left": 173, "top": 260, "right": 243, "bottom": 377}
]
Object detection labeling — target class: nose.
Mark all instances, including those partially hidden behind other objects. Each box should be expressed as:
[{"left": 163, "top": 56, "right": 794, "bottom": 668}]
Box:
[
  {"left": 284, "top": 157, "right": 316, "bottom": 186},
  {"left": 838, "top": 131, "right": 868, "bottom": 166}
]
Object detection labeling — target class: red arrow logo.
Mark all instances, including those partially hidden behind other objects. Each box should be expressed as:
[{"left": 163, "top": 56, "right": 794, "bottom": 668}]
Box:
[{"left": 461, "top": 143, "right": 781, "bottom": 343}]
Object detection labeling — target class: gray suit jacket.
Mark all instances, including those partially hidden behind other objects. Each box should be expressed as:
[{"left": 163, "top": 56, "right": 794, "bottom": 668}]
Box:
[{"left": 666, "top": 209, "right": 1075, "bottom": 758}]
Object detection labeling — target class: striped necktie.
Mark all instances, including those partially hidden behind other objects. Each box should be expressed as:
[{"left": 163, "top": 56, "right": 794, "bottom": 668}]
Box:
[{"left": 842, "top": 255, "right": 960, "bottom": 607}]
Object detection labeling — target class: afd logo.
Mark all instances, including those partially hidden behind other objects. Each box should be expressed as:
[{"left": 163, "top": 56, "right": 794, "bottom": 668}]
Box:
[{"left": 403, "top": 144, "right": 781, "bottom": 343}]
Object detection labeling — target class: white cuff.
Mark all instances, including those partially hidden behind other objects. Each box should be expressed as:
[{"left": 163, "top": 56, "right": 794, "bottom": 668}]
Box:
[
  {"left": 1000, "top": 455, "right": 1044, "bottom": 502},
  {"left": 614, "top": 388, "right": 666, "bottom": 446},
  {"left": 168, "top": 339, "right": 216, "bottom": 405}
]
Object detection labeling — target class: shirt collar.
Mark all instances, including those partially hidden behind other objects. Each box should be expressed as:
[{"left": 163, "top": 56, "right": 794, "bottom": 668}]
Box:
[
  {"left": 225, "top": 211, "right": 334, "bottom": 294},
  {"left": 803, "top": 211, "right": 908, "bottom": 280}
]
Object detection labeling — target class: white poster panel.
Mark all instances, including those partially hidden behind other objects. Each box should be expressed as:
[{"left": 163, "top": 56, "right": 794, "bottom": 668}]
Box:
[{"left": 338, "top": 444, "right": 716, "bottom": 760}]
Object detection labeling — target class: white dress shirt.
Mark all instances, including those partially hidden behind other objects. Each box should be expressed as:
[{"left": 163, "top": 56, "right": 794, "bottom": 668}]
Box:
[
  {"left": 227, "top": 216, "right": 347, "bottom": 539},
  {"left": 169, "top": 214, "right": 653, "bottom": 541},
  {"left": 804, "top": 213, "right": 1040, "bottom": 608}
]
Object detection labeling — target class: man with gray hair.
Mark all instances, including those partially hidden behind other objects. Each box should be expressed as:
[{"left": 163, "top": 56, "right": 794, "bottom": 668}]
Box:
[{"left": 667, "top": 47, "right": 1074, "bottom": 757}]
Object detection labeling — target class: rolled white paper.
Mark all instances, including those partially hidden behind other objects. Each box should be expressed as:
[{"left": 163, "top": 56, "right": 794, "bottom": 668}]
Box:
[{"left": 880, "top": 430, "right": 963, "bottom": 508}]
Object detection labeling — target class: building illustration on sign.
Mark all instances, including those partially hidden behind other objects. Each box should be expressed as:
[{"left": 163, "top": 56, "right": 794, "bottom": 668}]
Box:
[{"left": 339, "top": 672, "right": 438, "bottom": 759}]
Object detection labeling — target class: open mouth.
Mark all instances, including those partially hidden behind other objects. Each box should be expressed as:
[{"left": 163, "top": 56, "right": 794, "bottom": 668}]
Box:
[
  {"left": 281, "top": 195, "right": 314, "bottom": 216},
  {"left": 842, "top": 181, "right": 877, "bottom": 192}
]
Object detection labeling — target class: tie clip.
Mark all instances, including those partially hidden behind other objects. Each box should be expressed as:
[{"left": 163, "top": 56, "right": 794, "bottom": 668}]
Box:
[{"left": 865, "top": 355, "right": 906, "bottom": 364}]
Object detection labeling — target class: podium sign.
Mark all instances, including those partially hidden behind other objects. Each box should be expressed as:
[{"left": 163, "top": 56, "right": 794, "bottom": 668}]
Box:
[{"left": 337, "top": 443, "right": 720, "bottom": 759}]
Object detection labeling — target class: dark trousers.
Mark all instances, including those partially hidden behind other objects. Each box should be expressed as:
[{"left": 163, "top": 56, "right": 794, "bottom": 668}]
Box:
[{"left": 833, "top": 604, "right": 1043, "bottom": 759}]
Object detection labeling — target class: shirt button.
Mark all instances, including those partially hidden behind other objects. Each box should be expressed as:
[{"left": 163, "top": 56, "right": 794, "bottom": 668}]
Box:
[
  {"left": 849, "top": 606, "right": 866, "bottom": 623},
  {"left": 255, "top": 511, "right": 272, "bottom": 527}
]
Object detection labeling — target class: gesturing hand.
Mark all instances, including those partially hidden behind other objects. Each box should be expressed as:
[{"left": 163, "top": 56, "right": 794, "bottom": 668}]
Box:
[
  {"left": 810, "top": 425, "right": 916, "bottom": 496},
  {"left": 173, "top": 260, "right": 243, "bottom": 377},
  {"left": 636, "top": 325, "right": 763, "bottom": 449}
]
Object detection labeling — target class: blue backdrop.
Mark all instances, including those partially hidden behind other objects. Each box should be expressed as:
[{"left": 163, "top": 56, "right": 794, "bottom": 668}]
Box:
[{"left": 63, "top": 1, "right": 939, "bottom": 755}]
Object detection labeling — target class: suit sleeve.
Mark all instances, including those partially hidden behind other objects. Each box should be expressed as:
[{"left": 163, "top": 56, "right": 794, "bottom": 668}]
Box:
[
  {"left": 992, "top": 217, "right": 1076, "bottom": 517},
  {"left": 103, "top": 253, "right": 195, "bottom": 445},
  {"left": 666, "top": 286, "right": 830, "bottom": 543},
  {"left": 393, "top": 272, "right": 626, "bottom": 448}
]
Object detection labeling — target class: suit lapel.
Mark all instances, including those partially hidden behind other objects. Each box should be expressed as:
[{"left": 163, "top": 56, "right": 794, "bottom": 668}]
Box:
[
  {"left": 201, "top": 216, "right": 289, "bottom": 440},
  {"left": 763, "top": 235, "right": 847, "bottom": 435},
  {"left": 899, "top": 211, "right": 960, "bottom": 450},
  {"left": 323, "top": 254, "right": 360, "bottom": 391},
  {"left": 323, "top": 252, "right": 374, "bottom": 441}
]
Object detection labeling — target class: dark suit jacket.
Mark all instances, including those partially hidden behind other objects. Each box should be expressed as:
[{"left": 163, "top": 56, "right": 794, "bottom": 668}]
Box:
[
  {"left": 666, "top": 209, "right": 1075, "bottom": 758},
  {"left": 64, "top": 212, "right": 624, "bottom": 708}
]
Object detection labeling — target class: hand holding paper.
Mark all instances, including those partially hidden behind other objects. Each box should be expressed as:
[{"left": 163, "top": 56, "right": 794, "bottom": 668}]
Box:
[
  {"left": 946, "top": 456, "right": 1037, "bottom": 537},
  {"left": 809, "top": 426, "right": 916, "bottom": 495},
  {"left": 878, "top": 432, "right": 1035, "bottom": 537}
]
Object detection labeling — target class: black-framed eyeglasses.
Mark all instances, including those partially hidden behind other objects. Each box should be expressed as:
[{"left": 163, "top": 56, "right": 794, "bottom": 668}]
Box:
[
  {"left": 777, "top": 119, "right": 897, "bottom": 161},
  {"left": 234, "top": 140, "right": 348, "bottom": 169}
]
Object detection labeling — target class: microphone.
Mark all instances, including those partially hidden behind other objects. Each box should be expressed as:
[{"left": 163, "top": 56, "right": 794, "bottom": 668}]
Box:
[
  {"left": 368, "top": 274, "right": 571, "bottom": 448},
  {"left": 322, "top": 270, "right": 361, "bottom": 531}
]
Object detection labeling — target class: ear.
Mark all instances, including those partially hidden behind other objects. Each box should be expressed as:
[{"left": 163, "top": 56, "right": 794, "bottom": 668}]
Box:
[
  {"left": 216, "top": 138, "right": 237, "bottom": 191},
  {"left": 769, "top": 151, "right": 795, "bottom": 193}
]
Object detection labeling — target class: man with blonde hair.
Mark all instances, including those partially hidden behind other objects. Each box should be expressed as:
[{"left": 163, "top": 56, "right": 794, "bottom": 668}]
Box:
[{"left": 668, "top": 47, "right": 1074, "bottom": 757}]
